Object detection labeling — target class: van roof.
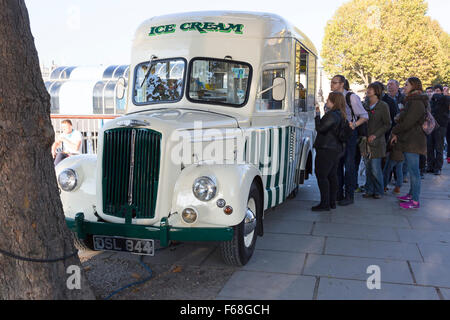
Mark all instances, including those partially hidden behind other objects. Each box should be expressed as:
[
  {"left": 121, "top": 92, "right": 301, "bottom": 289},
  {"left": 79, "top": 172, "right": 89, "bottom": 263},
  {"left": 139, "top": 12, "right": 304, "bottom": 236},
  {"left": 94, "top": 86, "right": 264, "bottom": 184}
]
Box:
[{"left": 134, "top": 11, "right": 318, "bottom": 56}]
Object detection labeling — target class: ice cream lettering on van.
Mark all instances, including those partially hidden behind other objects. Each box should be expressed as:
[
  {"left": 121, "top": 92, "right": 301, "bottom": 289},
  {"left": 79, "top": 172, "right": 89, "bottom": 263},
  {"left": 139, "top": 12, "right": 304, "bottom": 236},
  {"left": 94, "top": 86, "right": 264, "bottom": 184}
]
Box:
[{"left": 148, "top": 22, "right": 244, "bottom": 36}]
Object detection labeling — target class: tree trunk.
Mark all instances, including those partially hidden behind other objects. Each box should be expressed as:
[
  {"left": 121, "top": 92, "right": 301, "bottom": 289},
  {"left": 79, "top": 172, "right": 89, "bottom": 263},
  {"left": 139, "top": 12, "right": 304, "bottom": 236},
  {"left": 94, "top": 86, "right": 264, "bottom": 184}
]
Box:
[{"left": 0, "top": 0, "right": 95, "bottom": 299}]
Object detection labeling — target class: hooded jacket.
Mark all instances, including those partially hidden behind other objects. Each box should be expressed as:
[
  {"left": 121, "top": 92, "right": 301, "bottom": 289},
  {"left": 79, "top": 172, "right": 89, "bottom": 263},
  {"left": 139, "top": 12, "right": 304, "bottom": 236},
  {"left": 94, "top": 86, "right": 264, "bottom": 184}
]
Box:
[{"left": 391, "top": 92, "right": 427, "bottom": 156}]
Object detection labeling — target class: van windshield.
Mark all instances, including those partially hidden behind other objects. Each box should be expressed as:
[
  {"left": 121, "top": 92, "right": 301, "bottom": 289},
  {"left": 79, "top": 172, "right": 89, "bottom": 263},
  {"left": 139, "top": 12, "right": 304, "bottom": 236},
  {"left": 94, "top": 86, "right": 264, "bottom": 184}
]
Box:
[
  {"left": 187, "top": 58, "right": 252, "bottom": 107},
  {"left": 133, "top": 58, "right": 185, "bottom": 105}
]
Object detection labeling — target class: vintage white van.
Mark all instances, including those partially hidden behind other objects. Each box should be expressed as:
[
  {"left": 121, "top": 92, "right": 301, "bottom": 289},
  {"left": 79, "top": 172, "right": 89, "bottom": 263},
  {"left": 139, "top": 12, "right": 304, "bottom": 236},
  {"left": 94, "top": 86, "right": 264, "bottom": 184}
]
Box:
[{"left": 57, "top": 11, "right": 318, "bottom": 266}]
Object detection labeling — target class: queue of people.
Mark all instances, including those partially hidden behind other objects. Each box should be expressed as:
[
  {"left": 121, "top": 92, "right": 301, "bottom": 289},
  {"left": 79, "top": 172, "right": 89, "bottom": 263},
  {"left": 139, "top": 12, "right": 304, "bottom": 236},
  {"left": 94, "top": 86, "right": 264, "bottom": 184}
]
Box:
[{"left": 313, "top": 75, "right": 450, "bottom": 211}]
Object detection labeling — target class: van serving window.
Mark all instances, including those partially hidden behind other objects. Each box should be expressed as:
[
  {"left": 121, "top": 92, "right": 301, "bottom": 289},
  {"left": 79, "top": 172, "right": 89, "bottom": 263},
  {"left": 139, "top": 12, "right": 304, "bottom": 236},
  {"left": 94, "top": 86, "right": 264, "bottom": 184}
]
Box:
[
  {"left": 133, "top": 58, "right": 186, "bottom": 105},
  {"left": 187, "top": 58, "right": 252, "bottom": 107},
  {"left": 258, "top": 69, "right": 285, "bottom": 110}
]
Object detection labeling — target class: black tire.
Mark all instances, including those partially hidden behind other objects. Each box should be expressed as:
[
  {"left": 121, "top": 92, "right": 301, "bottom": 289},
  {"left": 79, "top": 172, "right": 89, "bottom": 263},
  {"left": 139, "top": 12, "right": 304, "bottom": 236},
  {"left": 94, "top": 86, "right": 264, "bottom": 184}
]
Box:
[
  {"left": 220, "top": 182, "right": 262, "bottom": 266},
  {"left": 71, "top": 231, "right": 95, "bottom": 252}
]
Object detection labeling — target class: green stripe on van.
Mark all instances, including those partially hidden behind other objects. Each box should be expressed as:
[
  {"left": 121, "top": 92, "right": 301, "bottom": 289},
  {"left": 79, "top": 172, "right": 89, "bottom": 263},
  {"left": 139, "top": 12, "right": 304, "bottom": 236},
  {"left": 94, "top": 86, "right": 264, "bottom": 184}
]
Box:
[
  {"left": 274, "top": 127, "right": 283, "bottom": 205},
  {"left": 266, "top": 128, "right": 273, "bottom": 207},
  {"left": 283, "top": 126, "right": 290, "bottom": 201}
]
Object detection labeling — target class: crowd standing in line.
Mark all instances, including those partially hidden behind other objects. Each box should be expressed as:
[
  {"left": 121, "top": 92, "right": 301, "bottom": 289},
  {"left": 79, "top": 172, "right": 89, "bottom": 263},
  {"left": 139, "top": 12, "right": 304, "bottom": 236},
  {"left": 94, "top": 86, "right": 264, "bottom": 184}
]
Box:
[{"left": 313, "top": 75, "right": 450, "bottom": 211}]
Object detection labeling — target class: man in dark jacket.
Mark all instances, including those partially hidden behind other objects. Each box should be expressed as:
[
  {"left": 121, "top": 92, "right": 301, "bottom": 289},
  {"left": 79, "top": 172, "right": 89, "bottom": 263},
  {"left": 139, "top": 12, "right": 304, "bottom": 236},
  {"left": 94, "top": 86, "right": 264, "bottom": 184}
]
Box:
[
  {"left": 427, "top": 85, "right": 450, "bottom": 175},
  {"left": 387, "top": 79, "right": 405, "bottom": 110}
]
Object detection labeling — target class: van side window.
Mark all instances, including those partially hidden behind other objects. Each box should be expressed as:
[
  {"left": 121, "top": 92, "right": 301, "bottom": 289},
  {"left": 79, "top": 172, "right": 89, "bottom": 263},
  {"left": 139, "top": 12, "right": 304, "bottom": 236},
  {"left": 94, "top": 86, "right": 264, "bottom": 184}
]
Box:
[
  {"left": 258, "top": 69, "right": 285, "bottom": 110},
  {"left": 307, "top": 55, "right": 316, "bottom": 112},
  {"left": 295, "top": 42, "right": 308, "bottom": 112}
]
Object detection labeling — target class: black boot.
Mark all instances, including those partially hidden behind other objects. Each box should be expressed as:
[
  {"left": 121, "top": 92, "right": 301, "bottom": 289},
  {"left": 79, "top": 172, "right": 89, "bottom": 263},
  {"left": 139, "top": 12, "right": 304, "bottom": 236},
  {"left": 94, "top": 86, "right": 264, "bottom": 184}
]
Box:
[
  {"left": 311, "top": 203, "right": 331, "bottom": 212},
  {"left": 338, "top": 193, "right": 354, "bottom": 206}
]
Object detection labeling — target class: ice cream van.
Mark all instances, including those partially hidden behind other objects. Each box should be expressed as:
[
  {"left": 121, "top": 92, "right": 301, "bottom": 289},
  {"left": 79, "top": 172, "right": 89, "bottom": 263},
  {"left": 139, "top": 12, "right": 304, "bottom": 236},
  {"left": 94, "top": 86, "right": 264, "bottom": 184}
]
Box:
[{"left": 57, "top": 11, "right": 318, "bottom": 266}]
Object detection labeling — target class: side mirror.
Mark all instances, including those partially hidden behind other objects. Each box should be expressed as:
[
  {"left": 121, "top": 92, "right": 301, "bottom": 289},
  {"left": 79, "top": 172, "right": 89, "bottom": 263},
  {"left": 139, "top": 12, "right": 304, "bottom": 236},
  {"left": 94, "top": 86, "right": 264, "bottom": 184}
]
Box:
[
  {"left": 272, "top": 77, "right": 286, "bottom": 101},
  {"left": 116, "top": 77, "right": 126, "bottom": 100}
]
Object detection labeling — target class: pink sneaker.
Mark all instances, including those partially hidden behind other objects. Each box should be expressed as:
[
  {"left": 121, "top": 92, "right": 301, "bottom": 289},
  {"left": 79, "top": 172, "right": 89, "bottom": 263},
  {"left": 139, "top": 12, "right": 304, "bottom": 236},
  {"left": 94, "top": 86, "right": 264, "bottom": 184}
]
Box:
[
  {"left": 397, "top": 194, "right": 412, "bottom": 202},
  {"left": 399, "top": 200, "right": 420, "bottom": 209}
]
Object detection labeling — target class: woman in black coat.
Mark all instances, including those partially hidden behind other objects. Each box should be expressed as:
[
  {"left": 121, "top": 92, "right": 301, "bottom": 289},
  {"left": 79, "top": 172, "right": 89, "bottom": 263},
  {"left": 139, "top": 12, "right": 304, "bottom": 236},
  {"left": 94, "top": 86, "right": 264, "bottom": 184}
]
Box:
[{"left": 312, "top": 92, "right": 346, "bottom": 211}]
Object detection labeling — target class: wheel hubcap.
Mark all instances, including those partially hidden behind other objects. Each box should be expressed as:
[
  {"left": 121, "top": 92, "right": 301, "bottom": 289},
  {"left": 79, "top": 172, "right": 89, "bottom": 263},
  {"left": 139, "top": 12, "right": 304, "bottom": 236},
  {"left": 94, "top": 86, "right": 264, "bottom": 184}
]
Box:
[{"left": 244, "top": 198, "right": 256, "bottom": 248}]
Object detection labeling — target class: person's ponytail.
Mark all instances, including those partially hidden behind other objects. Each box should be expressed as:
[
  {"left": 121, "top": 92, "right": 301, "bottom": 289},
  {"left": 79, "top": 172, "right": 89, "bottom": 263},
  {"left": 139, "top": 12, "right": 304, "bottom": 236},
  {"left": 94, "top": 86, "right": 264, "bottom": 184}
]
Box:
[{"left": 344, "top": 79, "right": 350, "bottom": 91}]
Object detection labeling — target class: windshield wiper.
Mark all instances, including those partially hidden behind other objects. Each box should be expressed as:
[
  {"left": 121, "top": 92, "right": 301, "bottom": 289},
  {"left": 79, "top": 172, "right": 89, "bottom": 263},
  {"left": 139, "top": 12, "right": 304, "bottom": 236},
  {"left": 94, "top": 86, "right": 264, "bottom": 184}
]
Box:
[{"left": 140, "top": 54, "right": 158, "bottom": 87}]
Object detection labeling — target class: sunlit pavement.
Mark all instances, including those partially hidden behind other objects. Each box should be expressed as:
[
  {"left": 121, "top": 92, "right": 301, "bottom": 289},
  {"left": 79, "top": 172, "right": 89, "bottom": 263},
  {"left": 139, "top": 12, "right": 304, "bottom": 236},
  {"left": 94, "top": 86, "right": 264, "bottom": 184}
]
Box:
[
  {"left": 79, "top": 160, "right": 450, "bottom": 300},
  {"left": 215, "top": 161, "right": 450, "bottom": 300}
]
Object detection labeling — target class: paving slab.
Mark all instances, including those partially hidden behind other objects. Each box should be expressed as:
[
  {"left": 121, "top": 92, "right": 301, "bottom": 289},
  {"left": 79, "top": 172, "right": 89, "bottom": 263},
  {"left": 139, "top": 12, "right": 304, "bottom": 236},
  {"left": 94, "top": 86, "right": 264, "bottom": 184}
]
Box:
[
  {"left": 410, "top": 262, "right": 450, "bottom": 288},
  {"left": 255, "top": 233, "right": 325, "bottom": 254},
  {"left": 316, "top": 278, "right": 440, "bottom": 300},
  {"left": 417, "top": 243, "right": 450, "bottom": 264},
  {"left": 396, "top": 228, "right": 450, "bottom": 245},
  {"left": 400, "top": 199, "right": 450, "bottom": 219},
  {"left": 216, "top": 270, "right": 316, "bottom": 300},
  {"left": 324, "top": 237, "right": 423, "bottom": 261},
  {"left": 330, "top": 204, "right": 401, "bottom": 216},
  {"left": 330, "top": 212, "right": 411, "bottom": 229},
  {"left": 303, "top": 254, "right": 414, "bottom": 284},
  {"left": 313, "top": 222, "right": 399, "bottom": 241},
  {"left": 407, "top": 216, "right": 450, "bottom": 232},
  {"left": 440, "top": 288, "right": 450, "bottom": 300},
  {"left": 266, "top": 203, "right": 332, "bottom": 223},
  {"left": 241, "top": 250, "right": 306, "bottom": 274},
  {"left": 263, "top": 218, "right": 313, "bottom": 235}
]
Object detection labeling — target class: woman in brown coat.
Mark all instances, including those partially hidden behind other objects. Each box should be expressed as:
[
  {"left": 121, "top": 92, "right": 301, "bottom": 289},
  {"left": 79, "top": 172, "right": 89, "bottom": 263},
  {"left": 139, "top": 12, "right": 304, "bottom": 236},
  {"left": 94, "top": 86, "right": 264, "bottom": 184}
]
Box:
[
  {"left": 391, "top": 77, "right": 428, "bottom": 209},
  {"left": 362, "top": 82, "right": 391, "bottom": 199}
]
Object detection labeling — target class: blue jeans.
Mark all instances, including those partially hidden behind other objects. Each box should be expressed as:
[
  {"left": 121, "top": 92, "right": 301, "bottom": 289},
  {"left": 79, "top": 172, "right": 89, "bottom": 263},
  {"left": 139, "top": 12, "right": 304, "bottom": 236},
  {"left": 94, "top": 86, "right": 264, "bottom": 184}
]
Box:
[
  {"left": 404, "top": 152, "right": 421, "bottom": 202},
  {"left": 337, "top": 130, "right": 358, "bottom": 197},
  {"left": 383, "top": 158, "right": 404, "bottom": 188},
  {"left": 402, "top": 161, "right": 408, "bottom": 177},
  {"left": 364, "top": 157, "right": 384, "bottom": 196}
]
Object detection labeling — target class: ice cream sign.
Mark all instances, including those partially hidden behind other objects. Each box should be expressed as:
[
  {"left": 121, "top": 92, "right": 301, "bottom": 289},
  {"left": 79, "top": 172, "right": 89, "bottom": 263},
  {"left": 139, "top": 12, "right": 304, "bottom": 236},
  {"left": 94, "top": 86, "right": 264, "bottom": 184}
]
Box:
[{"left": 149, "top": 22, "right": 244, "bottom": 36}]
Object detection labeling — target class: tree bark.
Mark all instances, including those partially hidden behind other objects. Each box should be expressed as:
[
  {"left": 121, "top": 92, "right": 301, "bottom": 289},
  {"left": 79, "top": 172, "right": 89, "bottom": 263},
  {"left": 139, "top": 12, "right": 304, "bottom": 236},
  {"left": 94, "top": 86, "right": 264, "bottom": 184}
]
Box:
[{"left": 0, "top": 0, "right": 94, "bottom": 299}]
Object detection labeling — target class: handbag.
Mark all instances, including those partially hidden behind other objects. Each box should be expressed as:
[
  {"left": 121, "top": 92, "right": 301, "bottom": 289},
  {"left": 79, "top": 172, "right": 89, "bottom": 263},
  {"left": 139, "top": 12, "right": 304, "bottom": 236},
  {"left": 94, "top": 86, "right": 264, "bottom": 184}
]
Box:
[
  {"left": 422, "top": 108, "right": 438, "bottom": 135},
  {"left": 358, "top": 136, "right": 371, "bottom": 159}
]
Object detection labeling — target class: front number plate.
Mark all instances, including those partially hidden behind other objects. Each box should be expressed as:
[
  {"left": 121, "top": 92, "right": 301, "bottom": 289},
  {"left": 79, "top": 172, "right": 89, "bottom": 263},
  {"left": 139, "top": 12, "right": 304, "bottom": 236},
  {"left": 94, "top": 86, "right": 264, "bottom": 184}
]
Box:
[{"left": 93, "top": 236, "right": 154, "bottom": 256}]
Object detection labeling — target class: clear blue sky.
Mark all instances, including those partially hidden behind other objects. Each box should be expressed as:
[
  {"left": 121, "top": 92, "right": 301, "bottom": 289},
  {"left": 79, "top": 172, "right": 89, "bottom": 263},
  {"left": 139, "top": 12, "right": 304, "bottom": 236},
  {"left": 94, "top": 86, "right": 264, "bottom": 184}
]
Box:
[{"left": 25, "top": 0, "right": 449, "bottom": 67}]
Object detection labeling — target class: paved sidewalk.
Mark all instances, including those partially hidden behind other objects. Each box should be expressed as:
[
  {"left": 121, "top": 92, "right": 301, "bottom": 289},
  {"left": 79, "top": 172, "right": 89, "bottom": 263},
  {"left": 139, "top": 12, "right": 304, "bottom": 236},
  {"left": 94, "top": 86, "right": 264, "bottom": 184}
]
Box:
[
  {"left": 212, "top": 163, "right": 450, "bottom": 300},
  {"left": 80, "top": 161, "right": 450, "bottom": 300}
]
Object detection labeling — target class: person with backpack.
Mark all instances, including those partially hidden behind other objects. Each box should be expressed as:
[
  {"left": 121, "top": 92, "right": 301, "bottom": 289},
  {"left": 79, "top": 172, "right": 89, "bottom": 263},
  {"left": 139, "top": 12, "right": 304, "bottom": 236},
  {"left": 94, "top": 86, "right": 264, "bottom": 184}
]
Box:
[
  {"left": 361, "top": 82, "right": 391, "bottom": 199},
  {"left": 426, "top": 84, "right": 449, "bottom": 175},
  {"left": 312, "top": 92, "right": 347, "bottom": 211},
  {"left": 330, "top": 75, "right": 369, "bottom": 206},
  {"left": 391, "top": 77, "right": 428, "bottom": 210}
]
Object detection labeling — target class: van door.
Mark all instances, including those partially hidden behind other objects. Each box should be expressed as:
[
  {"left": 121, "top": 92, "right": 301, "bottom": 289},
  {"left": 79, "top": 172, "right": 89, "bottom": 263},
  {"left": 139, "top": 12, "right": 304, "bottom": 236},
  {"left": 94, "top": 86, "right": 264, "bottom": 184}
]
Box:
[{"left": 251, "top": 64, "right": 297, "bottom": 209}]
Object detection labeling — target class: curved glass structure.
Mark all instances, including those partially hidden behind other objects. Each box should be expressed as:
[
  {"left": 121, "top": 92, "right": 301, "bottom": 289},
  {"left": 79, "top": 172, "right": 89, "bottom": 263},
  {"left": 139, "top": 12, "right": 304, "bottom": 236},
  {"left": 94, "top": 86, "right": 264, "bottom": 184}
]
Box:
[
  {"left": 45, "top": 65, "right": 129, "bottom": 115},
  {"left": 50, "top": 66, "right": 68, "bottom": 80},
  {"left": 49, "top": 81, "right": 64, "bottom": 113},
  {"left": 103, "top": 65, "right": 119, "bottom": 79}
]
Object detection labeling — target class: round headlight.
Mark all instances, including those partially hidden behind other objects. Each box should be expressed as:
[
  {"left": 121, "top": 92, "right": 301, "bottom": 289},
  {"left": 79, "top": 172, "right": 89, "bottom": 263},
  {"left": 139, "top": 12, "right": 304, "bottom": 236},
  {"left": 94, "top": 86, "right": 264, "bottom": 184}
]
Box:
[
  {"left": 182, "top": 208, "right": 198, "bottom": 224},
  {"left": 58, "top": 169, "right": 78, "bottom": 192},
  {"left": 192, "top": 176, "right": 217, "bottom": 201}
]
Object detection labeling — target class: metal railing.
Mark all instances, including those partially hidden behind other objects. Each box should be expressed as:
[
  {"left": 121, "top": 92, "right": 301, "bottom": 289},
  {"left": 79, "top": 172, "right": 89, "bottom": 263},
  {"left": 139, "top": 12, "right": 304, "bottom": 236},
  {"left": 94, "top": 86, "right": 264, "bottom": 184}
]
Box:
[{"left": 51, "top": 115, "right": 120, "bottom": 154}]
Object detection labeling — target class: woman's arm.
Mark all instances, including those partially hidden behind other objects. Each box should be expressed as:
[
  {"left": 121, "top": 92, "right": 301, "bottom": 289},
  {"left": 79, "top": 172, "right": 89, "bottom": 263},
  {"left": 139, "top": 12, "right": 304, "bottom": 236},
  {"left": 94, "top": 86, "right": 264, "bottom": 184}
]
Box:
[{"left": 315, "top": 112, "right": 337, "bottom": 134}]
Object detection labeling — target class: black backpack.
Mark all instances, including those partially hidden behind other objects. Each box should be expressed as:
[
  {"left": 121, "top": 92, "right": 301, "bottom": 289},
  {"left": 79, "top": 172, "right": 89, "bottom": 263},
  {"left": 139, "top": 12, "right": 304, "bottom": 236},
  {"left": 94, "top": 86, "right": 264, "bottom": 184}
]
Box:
[{"left": 335, "top": 112, "right": 353, "bottom": 143}]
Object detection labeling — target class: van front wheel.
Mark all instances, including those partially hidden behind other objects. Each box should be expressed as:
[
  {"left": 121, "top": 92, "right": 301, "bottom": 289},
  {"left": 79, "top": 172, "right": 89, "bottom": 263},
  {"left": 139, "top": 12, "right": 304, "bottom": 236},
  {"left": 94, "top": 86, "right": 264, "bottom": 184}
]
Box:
[{"left": 220, "top": 182, "right": 261, "bottom": 266}]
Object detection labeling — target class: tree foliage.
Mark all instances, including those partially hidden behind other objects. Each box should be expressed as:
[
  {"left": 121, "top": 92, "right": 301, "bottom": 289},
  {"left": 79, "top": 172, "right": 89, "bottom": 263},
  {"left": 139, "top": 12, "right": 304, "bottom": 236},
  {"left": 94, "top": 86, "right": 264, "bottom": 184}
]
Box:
[{"left": 322, "top": 0, "right": 449, "bottom": 87}]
